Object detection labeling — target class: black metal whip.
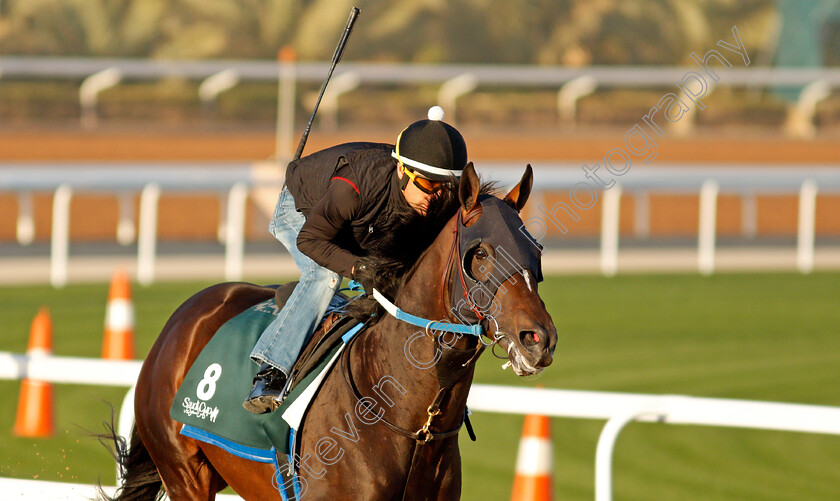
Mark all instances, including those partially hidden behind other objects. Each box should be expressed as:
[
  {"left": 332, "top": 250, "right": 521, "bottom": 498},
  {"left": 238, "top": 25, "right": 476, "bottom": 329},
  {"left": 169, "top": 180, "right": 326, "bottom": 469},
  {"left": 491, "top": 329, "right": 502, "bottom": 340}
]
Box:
[{"left": 293, "top": 6, "right": 361, "bottom": 161}]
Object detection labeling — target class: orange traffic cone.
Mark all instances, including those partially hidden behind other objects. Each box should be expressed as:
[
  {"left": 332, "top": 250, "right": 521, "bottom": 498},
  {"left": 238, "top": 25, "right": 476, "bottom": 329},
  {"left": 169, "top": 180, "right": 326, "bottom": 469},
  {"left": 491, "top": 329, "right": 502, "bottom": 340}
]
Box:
[
  {"left": 511, "top": 414, "right": 553, "bottom": 501},
  {"left": 14, "top": 307, "right": 55, "bottom": 437},
  {"left": 102, "top": 270, "right": 135, "bottom": 360}
]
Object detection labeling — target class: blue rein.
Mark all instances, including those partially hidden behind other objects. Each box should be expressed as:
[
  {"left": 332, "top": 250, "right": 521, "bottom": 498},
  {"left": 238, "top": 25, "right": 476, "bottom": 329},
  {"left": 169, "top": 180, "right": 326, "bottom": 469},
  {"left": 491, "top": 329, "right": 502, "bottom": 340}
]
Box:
[{"left": 369, "top": 288, "right": 484, "bottom": 337}]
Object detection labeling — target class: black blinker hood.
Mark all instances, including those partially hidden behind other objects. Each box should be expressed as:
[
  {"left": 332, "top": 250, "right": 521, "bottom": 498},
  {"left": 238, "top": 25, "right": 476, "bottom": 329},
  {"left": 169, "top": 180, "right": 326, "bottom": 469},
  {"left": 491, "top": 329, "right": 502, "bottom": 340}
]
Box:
[{"left": 451, "top": 195, "right": 543, "bottom": 322}]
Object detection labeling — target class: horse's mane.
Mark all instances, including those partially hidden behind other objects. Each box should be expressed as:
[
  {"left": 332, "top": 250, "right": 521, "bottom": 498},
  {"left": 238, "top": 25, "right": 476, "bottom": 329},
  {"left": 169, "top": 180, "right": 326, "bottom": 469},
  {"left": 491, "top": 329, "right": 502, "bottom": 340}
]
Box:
[{"left": 346, "top": 180, "right": 498, "bottom": 321}]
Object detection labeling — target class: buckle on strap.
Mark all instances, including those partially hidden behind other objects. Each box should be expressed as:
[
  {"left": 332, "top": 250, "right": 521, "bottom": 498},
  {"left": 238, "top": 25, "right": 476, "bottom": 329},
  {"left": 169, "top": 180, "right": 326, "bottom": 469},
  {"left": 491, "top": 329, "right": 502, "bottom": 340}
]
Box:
[{"left": 417, "top": 405, "right": 442, "bottom": 444}]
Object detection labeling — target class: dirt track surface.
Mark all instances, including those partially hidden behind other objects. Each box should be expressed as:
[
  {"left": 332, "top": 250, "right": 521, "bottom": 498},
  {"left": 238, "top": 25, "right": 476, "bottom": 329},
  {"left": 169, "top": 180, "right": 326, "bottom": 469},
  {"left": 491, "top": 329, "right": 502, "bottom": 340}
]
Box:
[{"left": 1, "top": 127, "right": 839, "bottom": 163}]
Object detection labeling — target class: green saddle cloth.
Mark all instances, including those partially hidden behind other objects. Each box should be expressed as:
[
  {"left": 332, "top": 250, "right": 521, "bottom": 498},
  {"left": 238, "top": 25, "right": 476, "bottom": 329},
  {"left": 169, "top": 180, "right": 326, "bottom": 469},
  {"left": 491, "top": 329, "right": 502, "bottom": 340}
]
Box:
[{"left": 169, "top": 297, "right": 349, "bottom": 456}]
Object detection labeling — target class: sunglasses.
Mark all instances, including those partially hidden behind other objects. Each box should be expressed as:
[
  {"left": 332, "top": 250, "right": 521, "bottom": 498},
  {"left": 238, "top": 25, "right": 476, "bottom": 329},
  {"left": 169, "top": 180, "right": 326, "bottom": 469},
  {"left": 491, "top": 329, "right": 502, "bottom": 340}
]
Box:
[{"left": 401, "top": 165, "right": 444, "bottom": 195}]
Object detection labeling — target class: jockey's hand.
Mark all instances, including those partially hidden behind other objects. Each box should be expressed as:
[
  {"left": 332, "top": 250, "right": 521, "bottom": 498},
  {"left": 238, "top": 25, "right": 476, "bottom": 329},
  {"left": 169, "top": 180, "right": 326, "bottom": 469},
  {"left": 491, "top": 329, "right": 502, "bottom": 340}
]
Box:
[{"left": 352, "top": 257, "right": 376, "bottom": 294}]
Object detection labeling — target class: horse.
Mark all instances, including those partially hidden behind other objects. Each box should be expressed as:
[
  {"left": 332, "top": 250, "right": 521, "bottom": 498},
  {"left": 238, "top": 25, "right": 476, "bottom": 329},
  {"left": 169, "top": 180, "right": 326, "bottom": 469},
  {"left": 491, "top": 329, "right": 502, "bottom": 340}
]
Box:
[{"left": 102, "top": 163, "right": 557, "bottom": 500}]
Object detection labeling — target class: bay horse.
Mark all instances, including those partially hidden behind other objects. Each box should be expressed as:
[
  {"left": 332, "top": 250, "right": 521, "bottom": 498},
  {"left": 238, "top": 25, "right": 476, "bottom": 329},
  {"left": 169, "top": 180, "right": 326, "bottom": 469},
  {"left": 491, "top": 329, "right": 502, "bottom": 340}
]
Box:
[{"left": 102, "top": 164, "right": 556, "bottom": 500}]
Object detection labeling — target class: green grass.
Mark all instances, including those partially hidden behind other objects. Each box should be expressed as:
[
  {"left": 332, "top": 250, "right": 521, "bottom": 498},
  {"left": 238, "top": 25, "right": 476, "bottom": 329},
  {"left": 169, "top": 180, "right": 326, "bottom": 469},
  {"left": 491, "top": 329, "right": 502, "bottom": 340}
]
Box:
[{"left": 1, "top": 273, "right": 839, "bottom": 499}]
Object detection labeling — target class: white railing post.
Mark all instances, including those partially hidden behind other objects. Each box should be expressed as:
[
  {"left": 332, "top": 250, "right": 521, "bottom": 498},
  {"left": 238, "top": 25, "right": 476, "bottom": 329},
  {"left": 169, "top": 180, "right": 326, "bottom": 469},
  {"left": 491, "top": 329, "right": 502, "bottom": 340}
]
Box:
[
  {"left": 595, "top": 411, "right": 643, "bottom": 501},
  {"left": 50, "top": 185, "right": 73, "bottom": 289},
  {"left": 557, "top": 75, "right": 597, "bottom": 125},
  {"left": 198, "top": 69, "right": 240, "bottom": 111},
  {"left": 137, "top": 183, "right": 160, "bottom": 286},
  {"left": 600, "top": 185, "right": 622, "bottom": 277},
  {"left": 16, "top": 191, "right": 35, "bottom": 245},
  {"left": 797, "top": 180, "right": 818, "bottom": 274},
  {"left": 276, "top": 48, "right": 297, "bottom": 166},
  {"left": 217, "top": 193, "right": 228, "bottom": 243},
  {"left": 438, "top": 73, "right": 478, "bottom": 123},
  {"left": 117, "top": 385, "right": 137, "bottom": 484},
  {"left": 79, "top": 67, "right": 122, "bottom": 129},
  {"left": 320, "top": 71, "right": 360, "bottom": 130},
  {"left": 117, "top": 192, "right": 136, "bottom": 246},
  {"left": 671, "top": 81, "right": 713, "bottom": 137},
  {"left": 784, "top": 80, "right": 830, "bottom": 139},
  {"left": 634, "top": 191, "right": 649, "bottom": 239},
  {"left": 224, "top": 183, "right": 249, "bottom": 281},
  {"left": 526, "top": 190, "right": 545, "bottom": 224},
  {"left": 741, "top": 192, "right": 757, "bottom": 239},
  {"left": 698, "top": 180, "right": 719, "bottom": 276}
]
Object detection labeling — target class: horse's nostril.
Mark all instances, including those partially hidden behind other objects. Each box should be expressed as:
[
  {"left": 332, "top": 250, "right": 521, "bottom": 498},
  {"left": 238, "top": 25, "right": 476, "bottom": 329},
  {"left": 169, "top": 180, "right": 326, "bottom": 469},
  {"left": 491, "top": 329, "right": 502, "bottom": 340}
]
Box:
[{"left": 520, "top": 330, "right": 541, "bottom": 347}]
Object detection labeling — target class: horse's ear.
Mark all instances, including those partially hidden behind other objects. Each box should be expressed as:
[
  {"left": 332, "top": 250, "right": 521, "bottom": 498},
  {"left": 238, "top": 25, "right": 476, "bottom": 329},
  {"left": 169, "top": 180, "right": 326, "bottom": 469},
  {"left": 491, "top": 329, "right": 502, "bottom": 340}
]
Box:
[
  {"left": 504, "top": 164, "right": 533, "bottom": 212},
  {"left": 459, "top": 162, "right": 480, "bottom": 213}
]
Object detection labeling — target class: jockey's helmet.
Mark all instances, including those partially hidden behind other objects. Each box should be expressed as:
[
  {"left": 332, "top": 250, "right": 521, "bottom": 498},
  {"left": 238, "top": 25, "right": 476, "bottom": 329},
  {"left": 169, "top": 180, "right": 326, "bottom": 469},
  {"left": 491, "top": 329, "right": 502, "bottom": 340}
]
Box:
[{"left": 391, "top": 108, "right": 468, "bottom": 182}]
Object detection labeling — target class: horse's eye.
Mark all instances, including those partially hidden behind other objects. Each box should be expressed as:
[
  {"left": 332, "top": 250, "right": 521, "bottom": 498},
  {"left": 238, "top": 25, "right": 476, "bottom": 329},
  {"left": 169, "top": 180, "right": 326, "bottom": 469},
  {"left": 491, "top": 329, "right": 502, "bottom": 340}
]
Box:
[{"left": 474, "top": 248, "right": 488, "bottom": 259}]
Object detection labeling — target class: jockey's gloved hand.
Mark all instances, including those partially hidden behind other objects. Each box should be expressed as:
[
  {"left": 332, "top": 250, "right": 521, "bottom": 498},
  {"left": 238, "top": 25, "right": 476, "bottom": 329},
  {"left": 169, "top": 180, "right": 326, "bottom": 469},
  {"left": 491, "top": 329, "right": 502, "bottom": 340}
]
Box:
[{"left": 352, "top": 257, "right": 376, "bottom": 294}]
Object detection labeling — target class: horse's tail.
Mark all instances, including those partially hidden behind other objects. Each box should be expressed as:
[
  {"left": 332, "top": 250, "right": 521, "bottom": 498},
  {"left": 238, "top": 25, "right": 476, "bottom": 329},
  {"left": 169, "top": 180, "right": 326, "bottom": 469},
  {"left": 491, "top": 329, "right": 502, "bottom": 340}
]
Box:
[{"left": 96, "top": 410, "right": 164, "bottom": 501}]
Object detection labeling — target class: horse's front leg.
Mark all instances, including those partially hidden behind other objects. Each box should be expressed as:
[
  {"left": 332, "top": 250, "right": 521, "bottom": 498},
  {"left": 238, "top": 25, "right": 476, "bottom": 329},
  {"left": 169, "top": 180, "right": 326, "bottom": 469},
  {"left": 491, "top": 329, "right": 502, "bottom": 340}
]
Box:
[{"left": 403, "top": 438, "right": 462, "bottom": 501}]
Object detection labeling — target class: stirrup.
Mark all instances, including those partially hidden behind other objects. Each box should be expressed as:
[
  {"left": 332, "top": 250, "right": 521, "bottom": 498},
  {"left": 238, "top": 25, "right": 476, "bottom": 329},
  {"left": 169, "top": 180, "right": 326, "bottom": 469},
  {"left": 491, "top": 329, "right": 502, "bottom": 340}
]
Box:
[
  {"left": 242, "top": 393, "right": 283, "bottom": 414},
  {"left": 242, "top": 364, "right": 288, "bottom": 414}
]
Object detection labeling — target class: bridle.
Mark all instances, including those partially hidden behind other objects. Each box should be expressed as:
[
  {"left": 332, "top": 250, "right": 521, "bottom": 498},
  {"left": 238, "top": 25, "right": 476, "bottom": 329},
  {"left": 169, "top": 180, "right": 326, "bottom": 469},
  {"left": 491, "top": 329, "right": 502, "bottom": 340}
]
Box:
[
  {"left": 340, "top": 210, "right": 488, "bottom": 434},
  {"left": 442, "top": 209, "right": 511, "bottom": 352},
  {"left": 339, "top": 195, "right": 545, "bottom": 498},
  {"left": 338, "top": 208, "right": 497, "bottom": 500}
]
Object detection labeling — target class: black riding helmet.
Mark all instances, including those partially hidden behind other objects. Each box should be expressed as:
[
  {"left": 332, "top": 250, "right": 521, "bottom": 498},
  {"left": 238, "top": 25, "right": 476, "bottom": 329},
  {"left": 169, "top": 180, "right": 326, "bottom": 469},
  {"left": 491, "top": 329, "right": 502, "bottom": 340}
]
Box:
[{"left": 392, "top": 107, "right": 468, "bottom": 183}]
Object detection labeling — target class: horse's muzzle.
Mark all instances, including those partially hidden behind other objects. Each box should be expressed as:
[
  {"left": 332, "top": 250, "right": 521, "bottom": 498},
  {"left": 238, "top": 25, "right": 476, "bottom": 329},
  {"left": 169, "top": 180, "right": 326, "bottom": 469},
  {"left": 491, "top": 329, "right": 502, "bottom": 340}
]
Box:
[{"left": 519, "top": 323, "right": 556, "bottom": 368}]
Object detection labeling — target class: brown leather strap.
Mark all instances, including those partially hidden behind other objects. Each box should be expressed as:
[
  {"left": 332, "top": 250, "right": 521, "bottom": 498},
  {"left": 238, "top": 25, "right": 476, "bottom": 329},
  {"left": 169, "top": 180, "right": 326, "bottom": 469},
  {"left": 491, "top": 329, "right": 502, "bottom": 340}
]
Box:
[
  {"left": 438, "top": 218, "right": 459, "bottom": 312},
  {"left": 340, "top": 330, "right": 465, "bottom": 444},
  {"left": 401, "top": 439, "right": 424, "bottom": 501}
]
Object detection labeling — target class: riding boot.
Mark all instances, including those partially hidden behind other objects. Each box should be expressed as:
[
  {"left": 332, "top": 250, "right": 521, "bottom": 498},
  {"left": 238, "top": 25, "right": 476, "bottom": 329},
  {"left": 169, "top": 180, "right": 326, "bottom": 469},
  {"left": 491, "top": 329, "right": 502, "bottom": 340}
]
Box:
[{"left": 242, "top": 362, "right": 288, "bottom": 414}]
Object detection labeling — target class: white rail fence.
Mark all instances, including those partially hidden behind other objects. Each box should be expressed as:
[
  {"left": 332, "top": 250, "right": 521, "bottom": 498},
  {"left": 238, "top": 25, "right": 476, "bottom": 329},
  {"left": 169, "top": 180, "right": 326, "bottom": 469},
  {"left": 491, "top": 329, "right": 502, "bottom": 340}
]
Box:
[
  {"left": 4, "top": 57, "right": 840, "bottom": 131},
  {"left": 0, "top": 477, "right": 241, "bottom": 500},
  {"left": 2, "top": 353, "right": 840, "bottom": 500},
  {"left": 0, "top": 163, "right": 283, "bottom": 287},
  {"left": 2, "top": 163, "right": 839, "bottom": 287},
  {"left": 12, "top": 57, "right": 840, "bottom": 86}
]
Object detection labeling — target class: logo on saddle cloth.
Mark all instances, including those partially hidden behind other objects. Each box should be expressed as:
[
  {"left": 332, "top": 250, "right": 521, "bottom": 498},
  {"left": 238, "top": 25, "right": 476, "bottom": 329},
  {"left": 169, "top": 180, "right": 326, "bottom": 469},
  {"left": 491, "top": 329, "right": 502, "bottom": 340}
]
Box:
[
  {"left": 179, "top": 362, "right": 223, "bottom": 423},
  {"left": 182, "top": 397, "right": 220, "bottom": 422}
]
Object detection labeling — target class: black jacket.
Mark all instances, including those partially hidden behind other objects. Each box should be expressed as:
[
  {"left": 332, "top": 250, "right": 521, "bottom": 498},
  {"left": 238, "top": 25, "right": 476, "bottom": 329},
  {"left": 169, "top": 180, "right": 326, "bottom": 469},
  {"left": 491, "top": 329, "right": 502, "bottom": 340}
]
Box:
[{"left": 284, "top": 142, "right": 412, "bottom": 277}]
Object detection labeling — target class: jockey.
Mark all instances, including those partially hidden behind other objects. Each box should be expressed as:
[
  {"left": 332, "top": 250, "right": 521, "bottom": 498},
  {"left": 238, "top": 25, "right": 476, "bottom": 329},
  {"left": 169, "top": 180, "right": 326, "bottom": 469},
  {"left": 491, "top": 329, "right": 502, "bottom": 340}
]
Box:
[{"left": 244, "top": 108, "right": 469, "bottom": 414}]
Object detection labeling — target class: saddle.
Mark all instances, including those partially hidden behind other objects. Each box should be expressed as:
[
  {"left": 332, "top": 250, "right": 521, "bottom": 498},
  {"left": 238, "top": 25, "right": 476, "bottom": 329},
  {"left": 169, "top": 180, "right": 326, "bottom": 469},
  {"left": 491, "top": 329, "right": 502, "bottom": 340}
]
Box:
[
  {"left": 272, "top": 281, "right": 359, "bottom": 396},
  {"left": 170, "top": 281, "right": 365, "bottom": 494}
]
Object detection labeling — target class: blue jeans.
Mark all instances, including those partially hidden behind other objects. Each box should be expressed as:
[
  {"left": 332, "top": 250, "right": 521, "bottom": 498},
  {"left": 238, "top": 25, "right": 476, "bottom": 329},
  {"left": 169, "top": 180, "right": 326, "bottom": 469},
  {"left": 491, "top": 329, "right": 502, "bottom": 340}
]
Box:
[{"left": 250, "top": 187, "right": 341, "bottom": 376}]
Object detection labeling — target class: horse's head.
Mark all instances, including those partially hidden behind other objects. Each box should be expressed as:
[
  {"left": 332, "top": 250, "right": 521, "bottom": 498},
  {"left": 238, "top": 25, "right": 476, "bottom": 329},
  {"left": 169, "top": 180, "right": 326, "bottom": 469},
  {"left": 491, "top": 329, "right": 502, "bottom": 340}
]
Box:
[{"left": 446, "top": 163, "right": 557, "bottom": 376}]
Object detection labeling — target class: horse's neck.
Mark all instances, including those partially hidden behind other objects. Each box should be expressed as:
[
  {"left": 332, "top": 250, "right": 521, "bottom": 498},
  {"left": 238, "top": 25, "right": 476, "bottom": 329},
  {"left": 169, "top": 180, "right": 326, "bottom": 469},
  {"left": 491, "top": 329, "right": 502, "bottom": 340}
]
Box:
[{"left": 358, "top": 226, "right": 476, "bottom": 431}]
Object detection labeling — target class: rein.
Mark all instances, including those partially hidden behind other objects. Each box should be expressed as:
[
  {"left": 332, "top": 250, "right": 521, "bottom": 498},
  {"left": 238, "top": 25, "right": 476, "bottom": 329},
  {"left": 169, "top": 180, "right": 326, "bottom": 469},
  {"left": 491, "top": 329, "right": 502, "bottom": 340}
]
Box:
[
  {"left": 371, "top": 289, "right": 483, "bottom": 336},
  {"left": 372, "top": 211, "right": 505, "bottom": 348}
]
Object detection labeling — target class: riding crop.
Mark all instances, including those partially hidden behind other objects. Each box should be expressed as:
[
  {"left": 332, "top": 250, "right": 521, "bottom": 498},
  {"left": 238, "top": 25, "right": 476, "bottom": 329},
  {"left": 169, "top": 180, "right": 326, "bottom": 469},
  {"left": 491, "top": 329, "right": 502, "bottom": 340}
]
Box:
[{"left": 293, "top": 6, "right": 361, "bottom": 161}]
